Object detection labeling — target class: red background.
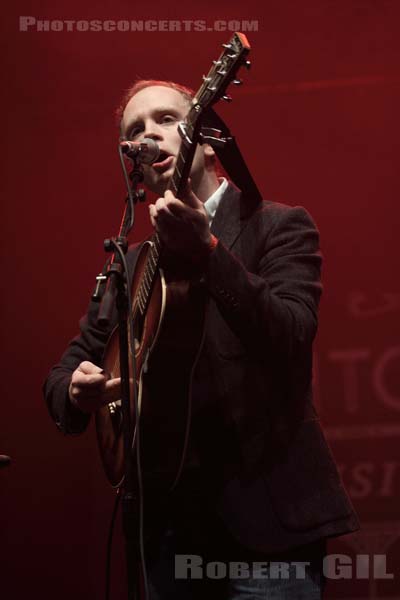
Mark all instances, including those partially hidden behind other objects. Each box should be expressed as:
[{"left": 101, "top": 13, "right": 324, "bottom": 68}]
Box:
[{"left": 1, "top": 1, "right": 399, "bottom": 597}]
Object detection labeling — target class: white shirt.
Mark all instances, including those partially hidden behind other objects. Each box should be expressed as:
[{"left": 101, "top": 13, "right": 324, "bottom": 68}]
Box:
[{"left": 204, "top": 178, "right": 228, "bottom": 227}]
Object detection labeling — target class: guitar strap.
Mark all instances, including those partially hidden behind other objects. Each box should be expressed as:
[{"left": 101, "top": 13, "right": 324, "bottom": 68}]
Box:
[{"left": 202, "top": 107, "right": 263, "bottom": 206}]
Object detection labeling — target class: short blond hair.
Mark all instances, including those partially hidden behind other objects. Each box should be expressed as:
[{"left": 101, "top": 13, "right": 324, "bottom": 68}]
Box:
[{"left": 116, "top": 79, "right": 194, "bottom": 128}]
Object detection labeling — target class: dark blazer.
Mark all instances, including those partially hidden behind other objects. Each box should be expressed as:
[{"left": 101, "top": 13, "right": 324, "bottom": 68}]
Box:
[{"left": 44, "top": 183, "right": 359, "bottom": 553}]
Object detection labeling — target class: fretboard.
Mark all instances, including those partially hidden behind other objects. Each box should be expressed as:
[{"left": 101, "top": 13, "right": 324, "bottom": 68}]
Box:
[{"left": 135, "top": 120, "right": 199, "bottom": 316}]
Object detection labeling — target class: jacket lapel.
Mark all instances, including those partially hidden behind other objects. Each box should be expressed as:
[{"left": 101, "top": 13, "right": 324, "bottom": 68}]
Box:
[{"left": 210, "top": 182, "right": 260, "bottom": 250}]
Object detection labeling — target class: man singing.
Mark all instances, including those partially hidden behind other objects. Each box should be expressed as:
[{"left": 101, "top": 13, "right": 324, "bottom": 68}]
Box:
[{"left": 44, "top": 80, "right": 359, "bottom": 598}]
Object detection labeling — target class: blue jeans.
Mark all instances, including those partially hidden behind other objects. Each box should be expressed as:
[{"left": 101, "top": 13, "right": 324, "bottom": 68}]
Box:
[
  {"left": 227, "top": 562, "right": 324, "bottom": 599},
  {"left": 143, "top": 489, "right": 325, "bottom": 599}
]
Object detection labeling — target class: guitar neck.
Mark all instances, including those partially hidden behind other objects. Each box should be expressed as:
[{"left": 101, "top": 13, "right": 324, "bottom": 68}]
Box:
[
  {"left": 167, "top": 120, "right": 199, "bottom": 199},
  {"left": 135, "top": 31, "right": 251, "bottom": 314}
]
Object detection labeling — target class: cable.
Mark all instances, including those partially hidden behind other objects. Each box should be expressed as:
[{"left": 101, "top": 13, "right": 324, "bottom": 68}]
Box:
[
  {"left": 118, "top": 145, "right": 136, "bottom": 228},
  {"left": 105, "top": 488, "right": 122, "bottom": 600}
]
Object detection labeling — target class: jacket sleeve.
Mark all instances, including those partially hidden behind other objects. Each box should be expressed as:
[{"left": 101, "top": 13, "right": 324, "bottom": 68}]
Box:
[
  {"left": 43, "top": 246, "right": 139, "bottom": 435},
  {"left": 204, "top": 205, "right": 322, "bottom": 360},
  {"left": 43, "top": 296, "right": 115, "bottom": 434}
]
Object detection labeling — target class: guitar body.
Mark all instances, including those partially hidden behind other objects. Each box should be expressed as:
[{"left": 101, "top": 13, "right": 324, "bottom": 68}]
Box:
[{"left": 95, "top": 240, "right": 166, "bottom": 487}]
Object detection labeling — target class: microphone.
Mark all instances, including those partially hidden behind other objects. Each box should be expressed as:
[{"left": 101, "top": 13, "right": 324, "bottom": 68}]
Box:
[{"left": 119, "top": 138, "right": 160, "bottom": 165}]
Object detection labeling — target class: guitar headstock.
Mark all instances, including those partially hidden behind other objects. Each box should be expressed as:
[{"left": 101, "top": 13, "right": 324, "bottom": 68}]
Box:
[
  {"left": 169, "top": 32, "right": 251, "bottom": 198},
  {"left": 187, "top": 32, "right": 251, "bottom": 126}
]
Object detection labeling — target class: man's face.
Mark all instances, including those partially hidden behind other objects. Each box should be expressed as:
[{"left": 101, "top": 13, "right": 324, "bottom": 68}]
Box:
[{"left": 121, "top": 85, "right": 213, "bottom": 197}]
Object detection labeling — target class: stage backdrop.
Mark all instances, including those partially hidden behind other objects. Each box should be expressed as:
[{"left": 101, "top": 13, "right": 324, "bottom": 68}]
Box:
[{"left": 1, "top": 1, "right": 399, "bottom": 598}]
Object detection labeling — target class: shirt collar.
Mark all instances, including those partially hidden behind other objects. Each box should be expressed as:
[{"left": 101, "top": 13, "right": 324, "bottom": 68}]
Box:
[{"left": 204, "top": 178, "right": 228, "bottom": 227}]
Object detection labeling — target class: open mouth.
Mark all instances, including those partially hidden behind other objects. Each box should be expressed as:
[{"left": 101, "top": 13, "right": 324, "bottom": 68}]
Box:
[
  {"left": 152, "top": 152, "right": 174, "bottom": 171},
  {"left": 157, "top": 151, "right": 170, "bottom": 163}
]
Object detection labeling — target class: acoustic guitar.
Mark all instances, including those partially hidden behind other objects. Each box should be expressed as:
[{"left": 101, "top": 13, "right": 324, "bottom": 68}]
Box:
[{"left": 96, "top": 32, "right": 251, "bottom": 487}]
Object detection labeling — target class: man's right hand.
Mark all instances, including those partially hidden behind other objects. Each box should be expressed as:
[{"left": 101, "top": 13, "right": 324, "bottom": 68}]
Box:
[{"left": 68, "top": 361, "right": 121, "bottom": 413}]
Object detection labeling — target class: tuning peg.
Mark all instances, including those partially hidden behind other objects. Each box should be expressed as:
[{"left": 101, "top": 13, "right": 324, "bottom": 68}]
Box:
[
  {"left": 233, "top": 79, "right": 242, "bottom": 85},
  {"left": 203, "top": 75, "right": 211, "bottom": 82},
  {"left": 222, "top": 43, "right": 233, "bottom": 50},
  {"left": 245, "top": 60, "right": 251, "bottom": 70},
  {"left": 222, "top": 95, "right": 233, "bottom": 102},
  {"left": 213, "top": 60, "right": 222, "bottom": 66}
]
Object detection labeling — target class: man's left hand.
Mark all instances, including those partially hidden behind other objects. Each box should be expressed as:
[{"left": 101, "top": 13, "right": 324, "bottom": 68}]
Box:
[{"left": 148, "top": 182, "right": 211, "bottom": 261}]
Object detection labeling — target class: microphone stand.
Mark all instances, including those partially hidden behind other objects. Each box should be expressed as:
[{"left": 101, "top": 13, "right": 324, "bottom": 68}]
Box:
[{"left": 94, "top": 154, "right": 146, "bottom": 600}]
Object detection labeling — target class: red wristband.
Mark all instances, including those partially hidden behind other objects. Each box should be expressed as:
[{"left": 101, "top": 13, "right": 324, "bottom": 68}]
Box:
[{"left": 209, "top": 234, "right": 218, "bottom": 253}]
